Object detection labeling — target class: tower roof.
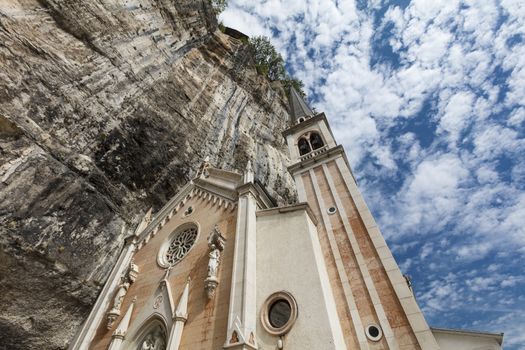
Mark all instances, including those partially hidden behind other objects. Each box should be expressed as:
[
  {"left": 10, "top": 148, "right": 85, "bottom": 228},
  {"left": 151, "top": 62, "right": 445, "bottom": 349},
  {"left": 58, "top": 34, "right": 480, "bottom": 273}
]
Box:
[{"left": 288, "top": 87, "right": 313, "bottom": 123}]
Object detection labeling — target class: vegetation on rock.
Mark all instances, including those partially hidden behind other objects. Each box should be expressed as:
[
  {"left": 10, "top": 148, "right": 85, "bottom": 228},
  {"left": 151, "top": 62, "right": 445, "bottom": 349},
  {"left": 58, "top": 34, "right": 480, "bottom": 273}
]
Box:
[{"left": 247, "top": 36, "right": 306, "bottom": 97}]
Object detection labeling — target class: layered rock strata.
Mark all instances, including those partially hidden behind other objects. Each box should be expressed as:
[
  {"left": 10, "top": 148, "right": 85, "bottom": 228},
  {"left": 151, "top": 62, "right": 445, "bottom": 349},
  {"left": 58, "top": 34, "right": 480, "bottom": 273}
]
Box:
[{"left": 0, "top": 1, "right": 295, "bottom": 348}]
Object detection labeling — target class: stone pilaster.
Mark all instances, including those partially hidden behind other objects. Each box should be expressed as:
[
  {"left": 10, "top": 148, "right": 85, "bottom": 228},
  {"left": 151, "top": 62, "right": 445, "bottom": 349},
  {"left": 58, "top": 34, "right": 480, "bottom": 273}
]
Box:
[{"left": 224, "top": 173, "right": 258, "bottom": 350}]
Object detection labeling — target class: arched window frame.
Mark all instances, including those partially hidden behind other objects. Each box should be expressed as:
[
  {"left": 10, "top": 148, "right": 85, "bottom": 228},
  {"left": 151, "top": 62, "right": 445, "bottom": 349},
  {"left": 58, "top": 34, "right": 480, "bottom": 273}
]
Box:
[
  {"left": 309, "top": 132, "right": 324, "bottom": 150},
  {"left": 128, "top": 316, "right": 168, "bottom": 350},
  {"left": 298, "top": 137, "right": 312, "bottom": 156},
  {"left": 296, "top": 131, "right": 325, "bottom": 156}
]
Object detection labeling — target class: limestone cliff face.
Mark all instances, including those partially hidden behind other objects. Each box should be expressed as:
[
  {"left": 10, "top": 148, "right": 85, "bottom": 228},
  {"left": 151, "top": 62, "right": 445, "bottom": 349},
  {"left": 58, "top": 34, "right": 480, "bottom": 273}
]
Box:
[{"left": 0, "top": 1, "right": 295, "bottom": 348}]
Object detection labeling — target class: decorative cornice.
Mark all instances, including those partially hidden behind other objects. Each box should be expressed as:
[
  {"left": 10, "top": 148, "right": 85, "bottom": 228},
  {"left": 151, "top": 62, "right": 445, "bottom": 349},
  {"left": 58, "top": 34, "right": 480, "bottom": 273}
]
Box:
[
  {"left": 256, "top": 202, "right": 318, "bottom": 226},
  {"left": 288, "top": 144, "right": 345, "bottom": 174},
  {"left": 193, "top": 180, "right": 238, "bottom": 205},
  {"left": 237, "top": 182, "right": 274, "bottom": 209},
  {"left": 134, "top": 166, "right": 279, "bottom": 252},
  {"left": 237, "top": 182, "right": 259, "bottom": 197},
  {"left": 430, "top": 327, "right": 504, "bottom": 345},
  {"left": 135, "top": 184, "right": 237, "bottom": 251},
  {"left": 282, "top": 113, "right": 326, "bottom": 137}
]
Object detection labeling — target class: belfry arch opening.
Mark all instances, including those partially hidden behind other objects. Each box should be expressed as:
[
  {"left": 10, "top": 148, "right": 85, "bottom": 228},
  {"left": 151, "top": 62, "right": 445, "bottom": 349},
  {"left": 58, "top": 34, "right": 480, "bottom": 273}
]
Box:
[
  {"left": 310, "top": 132, "right": 324, "bottom": 150},
  {"left": 297, "top": 131, "right": 325, "bottom": 156},
  {"left": 298, "top": 137, "right": 311, "bottom": 156}
]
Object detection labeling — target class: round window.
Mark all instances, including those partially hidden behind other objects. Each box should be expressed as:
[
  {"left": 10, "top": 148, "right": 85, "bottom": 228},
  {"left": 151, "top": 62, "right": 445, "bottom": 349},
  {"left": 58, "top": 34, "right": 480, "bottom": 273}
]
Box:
[
  {"left": 365, "top": 324, "right": 382, "bottom": 341},
  {"left": 327, "top": 206, "right": 337, "bottom": 214},
  {"left": 261, "top": 291, "right": 298, "bottom": 335},
  {"left": 158, "top": 223, "right": 199, "bottom": 268}
]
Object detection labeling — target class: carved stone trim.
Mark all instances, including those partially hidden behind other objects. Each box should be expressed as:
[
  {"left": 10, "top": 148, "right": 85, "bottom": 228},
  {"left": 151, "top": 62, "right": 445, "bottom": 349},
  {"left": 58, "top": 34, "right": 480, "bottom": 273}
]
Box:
[{"left": 204, "top": 277, "right": 219, "bottom": 299}]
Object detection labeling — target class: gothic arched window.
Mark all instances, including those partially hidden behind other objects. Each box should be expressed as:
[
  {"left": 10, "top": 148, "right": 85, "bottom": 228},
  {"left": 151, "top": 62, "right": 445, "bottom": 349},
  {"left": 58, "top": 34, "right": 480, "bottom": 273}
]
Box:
[
  {"left": 298, "top": 137, "right": 312, "bottom": 156},
  {"left": 134, "top": 320, "right": 167, "bottom": 350},
  {"left": 310, "top": 132, "right": 324, "bottom": 150}
]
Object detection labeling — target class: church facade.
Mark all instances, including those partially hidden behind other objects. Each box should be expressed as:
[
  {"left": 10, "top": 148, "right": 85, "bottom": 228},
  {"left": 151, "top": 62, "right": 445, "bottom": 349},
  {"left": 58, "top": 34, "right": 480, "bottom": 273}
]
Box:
[{"left": 69, "top": 90, "right": 503, "bottom": 350}]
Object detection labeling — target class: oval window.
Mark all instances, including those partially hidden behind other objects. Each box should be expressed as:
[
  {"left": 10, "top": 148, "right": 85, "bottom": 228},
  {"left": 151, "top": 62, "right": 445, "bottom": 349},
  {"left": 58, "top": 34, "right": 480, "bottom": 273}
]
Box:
[
  {"left": 365, "top": 324, "right": 383, "bottom": 341},
  {"left": 269, "top": 299, "right": 292, "bottom": 328},
  {"left": 261, "top": 291, "right": 298, "bottom": 335}
]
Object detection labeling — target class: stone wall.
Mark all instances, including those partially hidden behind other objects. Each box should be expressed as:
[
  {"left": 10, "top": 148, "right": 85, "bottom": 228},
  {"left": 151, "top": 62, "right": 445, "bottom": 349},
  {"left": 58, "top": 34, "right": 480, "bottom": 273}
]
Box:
[{"left": 0, "top": 1, "right": 295, "bottom": 348}]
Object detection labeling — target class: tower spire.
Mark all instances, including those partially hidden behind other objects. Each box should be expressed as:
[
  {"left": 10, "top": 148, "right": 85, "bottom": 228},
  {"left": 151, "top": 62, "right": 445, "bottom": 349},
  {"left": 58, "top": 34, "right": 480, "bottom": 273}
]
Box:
[{"left": 288, "top": 87, "right": 313, "bottom": 124}]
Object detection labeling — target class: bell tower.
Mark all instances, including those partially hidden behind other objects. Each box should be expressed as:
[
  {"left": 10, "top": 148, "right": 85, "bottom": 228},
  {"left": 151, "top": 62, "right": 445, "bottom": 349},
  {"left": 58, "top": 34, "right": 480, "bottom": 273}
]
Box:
[{"left": 283, "top": 89, "right": 440, "bottom": 350}]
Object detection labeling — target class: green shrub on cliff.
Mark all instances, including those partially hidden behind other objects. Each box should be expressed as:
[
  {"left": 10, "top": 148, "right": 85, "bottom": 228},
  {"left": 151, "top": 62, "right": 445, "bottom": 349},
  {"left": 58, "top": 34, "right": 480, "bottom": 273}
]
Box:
[{"left": 248, "top": 36, "right": 305, "bottom": 97}]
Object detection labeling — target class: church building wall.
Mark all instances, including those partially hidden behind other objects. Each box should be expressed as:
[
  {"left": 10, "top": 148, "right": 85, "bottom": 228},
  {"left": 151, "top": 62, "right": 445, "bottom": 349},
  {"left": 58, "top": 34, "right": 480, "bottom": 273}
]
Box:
[
  {"left": 295, "top": 157, "right": 429, "bottom": 350},
  {"left": 299, "top": 167, "right": 390, "bottom": 350},
  {"left": 326, "top": 160, "right": 421, "bottom": 348},
  {"left": 89, "top": 194, "right": 237, "bottom": 350},
  {"left": 255, "top": 207, "right": 347, "bottom": 349}
]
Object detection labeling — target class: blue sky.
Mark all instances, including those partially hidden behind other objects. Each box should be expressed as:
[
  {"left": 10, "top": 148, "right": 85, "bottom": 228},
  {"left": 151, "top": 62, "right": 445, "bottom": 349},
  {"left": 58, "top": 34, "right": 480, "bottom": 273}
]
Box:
[{"left": 220, "top": 0, "right": 525, "bottom": 348}]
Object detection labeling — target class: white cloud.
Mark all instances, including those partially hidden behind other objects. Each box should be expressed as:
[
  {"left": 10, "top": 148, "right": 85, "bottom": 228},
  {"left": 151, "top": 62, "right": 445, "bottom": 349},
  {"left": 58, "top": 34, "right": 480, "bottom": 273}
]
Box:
[
  {"left": 219, "top": 9, "right": 270, "bottom": 37},
  {"left": 455, "top": 243, "right": 492, "bottom": 262},
  {"left": 438, "top": 91, "right": 475, "bottom": 145}
]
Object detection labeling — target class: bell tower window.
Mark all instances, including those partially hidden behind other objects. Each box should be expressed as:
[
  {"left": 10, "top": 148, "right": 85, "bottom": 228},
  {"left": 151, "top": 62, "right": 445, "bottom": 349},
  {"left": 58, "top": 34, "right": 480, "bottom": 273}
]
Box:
[
  {"left": 297, "top": 131, "right": 325, "bottom": 156},
  {"left": 310, "top": 132, "right": 324, "bottom": 150},
  {"left": 298, "top": 137, "right": 312, "bottom": 156}
]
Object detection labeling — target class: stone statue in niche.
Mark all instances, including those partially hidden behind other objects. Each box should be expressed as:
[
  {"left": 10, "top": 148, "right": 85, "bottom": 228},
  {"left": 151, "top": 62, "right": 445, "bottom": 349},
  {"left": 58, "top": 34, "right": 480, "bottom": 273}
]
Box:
[
  {"left": 207, "top": 244, "right": 220, "bottom": 278},
  {"left": 139, "top": 326, "right": 166, "bottom": 350},
  {"left": 204, "top": 225, "right": 226, "bottom": 299},
  {"left": 112, "top": 280, "right": 130, "bottom": 311},
  {"left": 107, "top": 260, "right": 139, "bottom": 329}
]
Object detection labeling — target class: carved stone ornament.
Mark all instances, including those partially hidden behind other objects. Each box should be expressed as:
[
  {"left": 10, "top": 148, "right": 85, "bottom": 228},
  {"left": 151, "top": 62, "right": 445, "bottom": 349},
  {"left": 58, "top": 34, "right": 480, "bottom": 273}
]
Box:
[
  {"left": 139, "top": 325, "right": 166, "bottom": 350},
  {"left": 129, "top": 259, "right": 140, "bottom": 283},
  {"left": 107, "top": 260, "right": 139, "bottom": 329},
  {"left": 196, "top": 156, "right": 210, "bottom": 178},
  {"left": 107, "top": 311, "right": 119, "bottom": 330},
  {"left": 207, "top": 224, "right": 226, "bottom": 251},
  {"left": 204, "top": 225, "right": 226, "bottom": 299},
  {"left": 229, "top": 330, "right": 239, "bottom": 344},
  {"left": 153, "top": 295, "right": 163, "bottom": 309}
]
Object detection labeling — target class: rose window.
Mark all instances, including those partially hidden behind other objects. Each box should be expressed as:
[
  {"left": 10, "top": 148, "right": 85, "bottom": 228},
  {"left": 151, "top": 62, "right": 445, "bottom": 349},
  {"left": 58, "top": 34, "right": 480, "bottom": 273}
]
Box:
[{"left": 165, "top": 226, "right": 198, "bottom": 265}]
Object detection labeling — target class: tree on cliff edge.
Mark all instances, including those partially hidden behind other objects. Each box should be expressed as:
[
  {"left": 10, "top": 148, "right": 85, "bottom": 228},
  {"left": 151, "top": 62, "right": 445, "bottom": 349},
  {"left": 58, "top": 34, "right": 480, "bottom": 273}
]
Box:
[{"left": 248, "top": 36, "right": 306, "bottom": 97}]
